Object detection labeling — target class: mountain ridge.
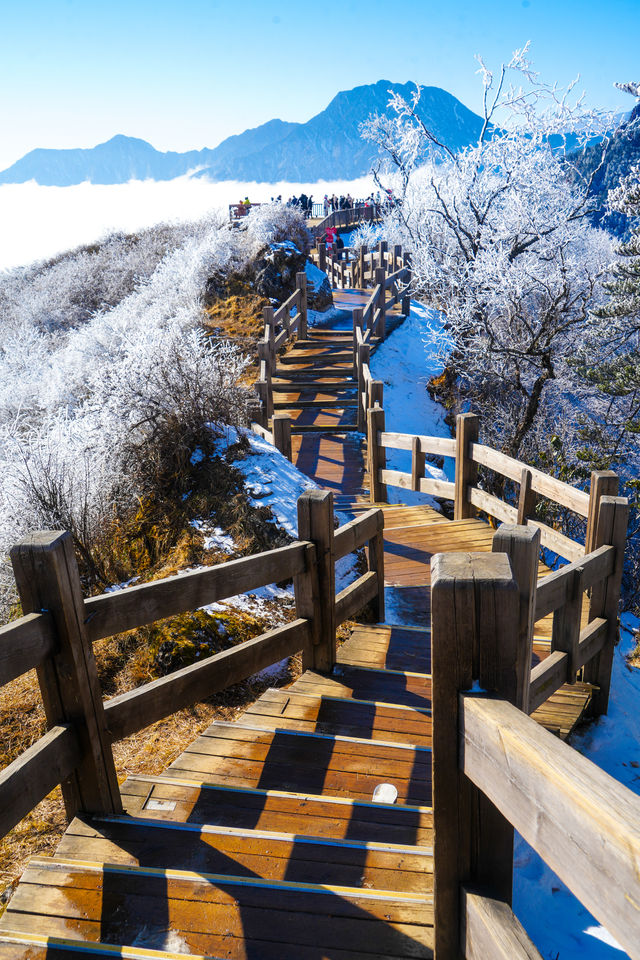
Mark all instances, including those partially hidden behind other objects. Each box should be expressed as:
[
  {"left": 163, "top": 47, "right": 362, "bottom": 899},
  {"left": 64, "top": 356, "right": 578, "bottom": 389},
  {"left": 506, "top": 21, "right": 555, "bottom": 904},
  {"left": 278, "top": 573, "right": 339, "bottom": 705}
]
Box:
[{"left": 0, "top": 81, "right": 485, "bottom": 186}]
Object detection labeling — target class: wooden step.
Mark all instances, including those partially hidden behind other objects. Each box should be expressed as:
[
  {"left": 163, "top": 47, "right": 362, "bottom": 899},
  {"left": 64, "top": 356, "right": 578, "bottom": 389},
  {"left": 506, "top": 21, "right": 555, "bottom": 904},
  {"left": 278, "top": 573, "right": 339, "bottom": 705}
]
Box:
[
  {"left": 164, "top": 720, "right": 431, "bottom": 806},
  {"left": 0, "top": 932, "right": 195, "bottom": 960},
  {"left": 120, "top": 775, "right": 433, "bottom": 845},
  {"left": 338, "top": 624, "right": 431, "bottom": 674},
  {"left": 274, "top": 398, "right": 359, "bottom": 409},
  {"left": 291, "top": 424, "right": 360, "bottom": 434},
  {"left": 274, "top": 367, "right": 357, "bottom": 378},
  {"left": 1, "top": 856, "right": 434, "bottom": 959},
  {"left": 272, "top": 381, "right": 357, "bottom": 392},
  {"left": 55, "top": 812, "right": 433, "bottom": 892},
  {"left": 292, "top": 666, "right": 432, "bottom": 712},
  {"left": 280, "top": 352, "right": 354, "bottom": 364},
  {"left": 243, "top": 687, "right": 432, "bottom": 747}
]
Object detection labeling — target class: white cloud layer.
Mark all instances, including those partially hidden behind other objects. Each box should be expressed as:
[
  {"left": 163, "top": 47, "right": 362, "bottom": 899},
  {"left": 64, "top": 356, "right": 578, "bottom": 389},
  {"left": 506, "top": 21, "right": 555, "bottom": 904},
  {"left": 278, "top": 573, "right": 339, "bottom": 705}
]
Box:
[{"left": 0, "top": 175, "right": 378, "bottom": 271}]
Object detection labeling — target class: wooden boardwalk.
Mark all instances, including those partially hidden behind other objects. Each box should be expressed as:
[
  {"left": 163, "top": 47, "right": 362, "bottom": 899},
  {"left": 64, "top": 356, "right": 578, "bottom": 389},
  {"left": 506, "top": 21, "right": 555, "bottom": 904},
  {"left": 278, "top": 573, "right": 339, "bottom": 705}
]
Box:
[{"left": 0, "top": 285, "right": 594, "bottom": 959}]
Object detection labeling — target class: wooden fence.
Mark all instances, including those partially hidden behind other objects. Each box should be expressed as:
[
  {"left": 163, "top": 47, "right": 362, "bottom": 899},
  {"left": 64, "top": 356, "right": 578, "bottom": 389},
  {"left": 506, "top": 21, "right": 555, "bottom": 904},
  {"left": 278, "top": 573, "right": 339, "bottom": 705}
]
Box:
[
  {"left": 0, "top": 491, "right": 383, "bottom": 842},
  {"left": 310, "top": 204, "right": 381, "bottom": 239},
  {"left": 368, "top": 410, "right": 628, "bottom": 720},
  {"left": 431, "top": 537, "right": 639, "bottom": 960}
]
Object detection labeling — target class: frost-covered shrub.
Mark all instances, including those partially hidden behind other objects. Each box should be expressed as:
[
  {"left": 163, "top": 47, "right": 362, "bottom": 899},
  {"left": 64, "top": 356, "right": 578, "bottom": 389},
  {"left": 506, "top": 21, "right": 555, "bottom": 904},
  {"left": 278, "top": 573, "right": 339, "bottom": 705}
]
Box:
[
  {"left": 0, "top": 212, "right": 276, "bottom": 612},
  {"left": 349, "top": 222, "right": 383, "bottom": 253},
  {"left": 246, "top": 202, "right": 309, "bottom": 255}
]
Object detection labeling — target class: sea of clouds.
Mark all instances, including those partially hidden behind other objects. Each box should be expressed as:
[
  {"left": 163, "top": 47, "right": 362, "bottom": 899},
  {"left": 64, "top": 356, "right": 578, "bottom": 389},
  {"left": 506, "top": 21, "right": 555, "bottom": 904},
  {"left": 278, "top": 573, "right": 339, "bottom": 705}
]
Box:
[{"left": 0, "top": 174, "right": 378, "bottom": 271}]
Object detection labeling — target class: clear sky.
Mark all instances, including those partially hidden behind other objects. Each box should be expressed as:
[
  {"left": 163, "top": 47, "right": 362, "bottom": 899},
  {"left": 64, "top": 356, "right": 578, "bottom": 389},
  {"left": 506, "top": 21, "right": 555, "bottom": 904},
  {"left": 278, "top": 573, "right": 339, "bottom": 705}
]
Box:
[{"left": 0, "top": 0, "right": 638, "bottom": 170}]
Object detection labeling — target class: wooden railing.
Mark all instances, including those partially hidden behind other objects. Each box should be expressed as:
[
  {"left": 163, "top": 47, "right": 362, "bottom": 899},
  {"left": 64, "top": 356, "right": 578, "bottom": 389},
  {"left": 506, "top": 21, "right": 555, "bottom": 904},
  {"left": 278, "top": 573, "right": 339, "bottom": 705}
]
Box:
[
  {"left": 368, "top": 411, "right": 629, "bottom": 718},
  {"left": 248, "top": 271, "right": 308, "bottom": 450},
  {"left": 432, "top": 543, "right": 639, "bottom": 960},
  {"left": 0, "top": 491, "right": 383, "bottom": 841},
  {"left": 310, "top": 204, "right": 382, "bottom": 239},
  {"left": 250, "top": 242, "right": 411, "bottom": 439},
  {"left": 311, "top": 238, "right": 411, "bottom": 292}
]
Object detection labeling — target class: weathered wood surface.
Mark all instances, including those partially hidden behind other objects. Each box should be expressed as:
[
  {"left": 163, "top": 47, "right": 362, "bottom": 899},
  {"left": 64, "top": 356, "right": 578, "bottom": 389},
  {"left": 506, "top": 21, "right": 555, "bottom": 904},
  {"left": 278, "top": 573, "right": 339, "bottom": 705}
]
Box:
[
  {"left": 462, "top": 888, "right": 544, "bottom": 960},
  {"left": 461, "top": 695, "right": 640, "bottom": 960},
  {"left": 0, "top": 611, "right": 55, "bottom": 686}
]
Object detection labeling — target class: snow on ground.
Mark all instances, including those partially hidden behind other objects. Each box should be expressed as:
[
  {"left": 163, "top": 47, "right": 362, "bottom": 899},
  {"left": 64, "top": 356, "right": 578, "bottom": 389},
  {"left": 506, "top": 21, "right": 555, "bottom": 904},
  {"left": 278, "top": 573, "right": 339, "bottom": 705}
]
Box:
[{"left": 370, "top": 302, "right": 452, "bottom": 506}]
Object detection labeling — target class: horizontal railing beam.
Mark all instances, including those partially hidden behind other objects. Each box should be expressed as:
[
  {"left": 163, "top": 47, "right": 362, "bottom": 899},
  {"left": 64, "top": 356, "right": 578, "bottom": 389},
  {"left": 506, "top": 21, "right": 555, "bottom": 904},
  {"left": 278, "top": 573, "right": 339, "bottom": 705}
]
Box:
[
  {"left": 470, "top": 443, "right": 590, "bottom": 517},
  {"left": 104, "top": 618, "right": 311, "bottom": 741},
  {"left": 461, "top": 694, "right": 640, "bottom": 960},
  {"left": 0, "top": 611, "right": 57, "bottom": 686},
  {"left": 534, "top": 545, "right": 615, "bottom": 620},
  {"left": 462, "top": 887, "right": 543, "bottom": 960},
  {"left": 335, "top": 571, "right": 378, "bottom": 625},
  {"left": 84, "top": 542, "right": 313, "bottom": 643},
  {"left": 0, "top": 724, "right": 80, "bottom": 840},
  {"left": 333, "top": 509, "right": 383, "bottom": 560},
  {"left": 379, "top": 469, "right": 455, "bottom": 500},
  {"left": 378, "top": 431, "right": 456, "bottom": 457}
]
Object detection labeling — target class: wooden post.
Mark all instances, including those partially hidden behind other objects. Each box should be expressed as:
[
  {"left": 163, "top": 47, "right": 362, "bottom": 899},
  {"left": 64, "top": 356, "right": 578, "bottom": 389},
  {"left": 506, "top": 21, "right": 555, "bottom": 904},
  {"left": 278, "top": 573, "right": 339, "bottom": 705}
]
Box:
[
  {"left": 492, "top": 524, "right": 540, "bottom": 713},
  {"left": 369, "top": 380, "right": 383, "bottom": 409},
  {"left": 247, "top": 400, "right": 264, "bottom": 428},
  {"left": 393, "top": 244, "right": 402, "bottom": 272},
  {"left": 401, "top": 292, "right": 411, "bottom": 317},
  {"left": 516, "top": 467, "right": 535, "bottom": 526},
  {"left": 411, "top": 436, "right": 425, "bottom": 492},
  {"left": 584, "top": 495, "right": 629, "bottom": 716},
  {"left": 378, "top": 239, "right": 388, "bottom": 265},
  {"left": 359, "top": 247, "right": 365, "bottom": 288},
  {"left": 255, "top": 380, "right": 271, "bottom": 423},
  {"left": 431, "top": 552, "right": 520, "bottom": 960},
  {"left": 368, "top": 406, "right": 387, "bottom": 503},
  {"left": 295, "top": 491, "right": 336, "bottom": 672},
  {"left": 318, "top": 242, "right": 326, "bottom": 273},
  {"left": 272, "top": 413, "right": 292, "bottom": 461},
  {"left": 368, "top": 519, "right": 385, "bottom": 624},
  {"left": 296, "top": 272, "right": 308, "bottom": 339},
  {"left": 10, "top": 532, "right": 122, "bottom": 820},
  {"left": 258, "top": 340, "right": 272, "bottom": 384},
  {"left": 585, "top": 470, "right": 619, "bottom": 555},
  {"left": 454, "top": 413, "right": 479, "bottom": 520},
  {"left": 352, "top": 308, "right": 363, "bottom": 378},
  {"left": 375, "top": 266, "right": 386, "bottom": 339},
  {"left": 357, "top": 342, "right": 370, "bottom": 432}
]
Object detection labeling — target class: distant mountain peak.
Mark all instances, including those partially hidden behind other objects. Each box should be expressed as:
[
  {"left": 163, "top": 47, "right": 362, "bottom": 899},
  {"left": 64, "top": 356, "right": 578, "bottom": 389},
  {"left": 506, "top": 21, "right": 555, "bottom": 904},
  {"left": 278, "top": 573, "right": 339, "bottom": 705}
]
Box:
[{"left": 0, "top": 80, "right": 484, "bottom": 187}]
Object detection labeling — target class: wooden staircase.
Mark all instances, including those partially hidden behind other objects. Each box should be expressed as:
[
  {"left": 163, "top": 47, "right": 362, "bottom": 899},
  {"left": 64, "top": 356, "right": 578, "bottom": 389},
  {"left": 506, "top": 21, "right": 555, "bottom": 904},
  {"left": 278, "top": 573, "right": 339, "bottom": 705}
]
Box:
[
  {"left": 271, "top": 329, "right": 366, "bottom": 435},
  {"left": 0, "top": 625, "right": 434, "bottom": 959}
]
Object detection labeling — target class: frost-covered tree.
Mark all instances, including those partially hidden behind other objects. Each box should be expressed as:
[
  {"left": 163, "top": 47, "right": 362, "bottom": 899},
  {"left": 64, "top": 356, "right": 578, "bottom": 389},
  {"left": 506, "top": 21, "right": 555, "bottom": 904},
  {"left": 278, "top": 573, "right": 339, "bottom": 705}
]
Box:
[{"left": 361, "top": 46, "right": 617, "bottom": 464}]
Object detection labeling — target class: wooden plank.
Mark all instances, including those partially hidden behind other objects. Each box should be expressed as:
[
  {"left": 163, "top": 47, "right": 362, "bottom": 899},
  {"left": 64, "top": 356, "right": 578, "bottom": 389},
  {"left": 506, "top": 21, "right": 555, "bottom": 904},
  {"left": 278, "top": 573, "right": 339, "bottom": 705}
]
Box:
[
  {"left": 84, "top": 541, "right": 311, "bottom": 643},
  {"left": 527, "top": 519, "right": 584, "bottom": 562},
  {"left": 333, "top": 508, "right": 383, "bottom": 559},
  {"left": 528, "top": 651, "right": 569, "bottom": 714},
  {"left": 577, "top": 617, "right": 607, "bottom": 667},
  {"left": 470, "top": 443, "right": 590, "bottom": 517},
  {"left": 121, "top": 775, "right": 433, "bottom": 844},
  {"left": 380, "top": 469, "right": 455, "bottom": 501},
  {"left": 335, "top": 570, "right": 379, "bottom": 624},
  {"left": 534, "top": 545, "right": 615, "bottom": 619},
  {"left": 462, "top": 888, "right": 543, "bottom": 960},
  {"left": 104, "top": 619, "right": 310, "bottom": 741},
  {"left": 461, "top": 695, "right": 640, "bottom": 960},
  {"left": 0, "top": 611, "right": 56, "bottom": 686},
  {"left": 56, "top": 814, "right": 433, "bottom": 892},
  {"left": 468, "top": 486, "right": 518, "bottom": 525},
  {"left": 0, "top": 724, "right": 80, "bottom": 840}
]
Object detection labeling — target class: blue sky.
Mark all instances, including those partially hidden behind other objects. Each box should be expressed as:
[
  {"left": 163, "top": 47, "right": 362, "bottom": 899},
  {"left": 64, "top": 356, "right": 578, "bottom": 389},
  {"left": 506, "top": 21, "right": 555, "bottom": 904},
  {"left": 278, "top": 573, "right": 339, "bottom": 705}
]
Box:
[{"left": 0, "top": 0, "right": 638, "bottom": 169}]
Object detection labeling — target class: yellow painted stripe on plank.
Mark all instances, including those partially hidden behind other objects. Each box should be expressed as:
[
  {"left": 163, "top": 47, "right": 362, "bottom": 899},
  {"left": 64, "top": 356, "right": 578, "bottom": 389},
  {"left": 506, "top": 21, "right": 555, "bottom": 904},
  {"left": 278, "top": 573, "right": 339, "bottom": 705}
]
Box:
[
  {"left": 0, "top": 931, "right": 209, "bottom": 960},
  {"left": 29, "top": 855, "right": 432, "bottom": 903}
]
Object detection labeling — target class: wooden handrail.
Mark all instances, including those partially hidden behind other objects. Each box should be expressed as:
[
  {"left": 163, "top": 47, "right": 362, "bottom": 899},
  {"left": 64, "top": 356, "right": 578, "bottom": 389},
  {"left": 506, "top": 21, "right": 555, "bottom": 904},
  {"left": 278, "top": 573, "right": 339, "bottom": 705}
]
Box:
[
  {"left": 84, "top": 542, "right": 312, "bottom": 643},
  {"left": 0, "top": 724, "right": 81, "bottom": 840},
  {"left": 534, "top": 544, "right": 615, "bottom": 620},
  {"left": 0, "top": 611, "right": 56, "bottom": 686},
  {"left": 461, "top": 695, "right": 640, "bottom": 960},
  {"left": 333, "top": 507, "right": 382, "bottom": 559},
  {"left": 104, "top": 618, "right": 311, "bottom": 741}
]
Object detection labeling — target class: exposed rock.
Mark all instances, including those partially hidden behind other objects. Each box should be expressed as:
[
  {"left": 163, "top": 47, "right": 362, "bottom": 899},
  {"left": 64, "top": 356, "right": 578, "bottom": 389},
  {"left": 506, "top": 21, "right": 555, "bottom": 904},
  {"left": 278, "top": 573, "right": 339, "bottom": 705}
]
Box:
[{"left": 305, "top": 260, "right": 333, "bottom": 310}]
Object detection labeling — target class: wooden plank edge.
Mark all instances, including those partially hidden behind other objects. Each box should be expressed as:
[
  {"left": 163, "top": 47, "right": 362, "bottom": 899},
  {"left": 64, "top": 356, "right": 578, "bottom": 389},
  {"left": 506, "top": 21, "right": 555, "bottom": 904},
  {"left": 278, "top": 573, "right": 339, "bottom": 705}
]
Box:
[{"left": 462, "top": 887, "right": 543, "bottom": 960}]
